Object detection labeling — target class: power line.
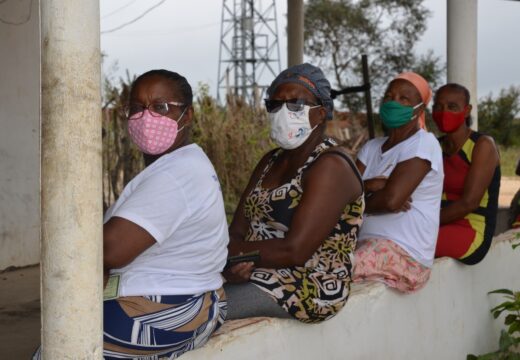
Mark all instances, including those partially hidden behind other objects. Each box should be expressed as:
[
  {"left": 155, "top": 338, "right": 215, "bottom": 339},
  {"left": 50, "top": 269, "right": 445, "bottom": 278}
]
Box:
[
  {"left": 101, "top": 0, "right": 138, "bottom": 20},
  {"left": 103, "top": 22, "right": 219, "bottom": 37},
  {"left": 101, "top": 0, "right": 168, "bottom": 34},
  {"left": 0, "top": 0, "right": 33, "bottom": 26}
]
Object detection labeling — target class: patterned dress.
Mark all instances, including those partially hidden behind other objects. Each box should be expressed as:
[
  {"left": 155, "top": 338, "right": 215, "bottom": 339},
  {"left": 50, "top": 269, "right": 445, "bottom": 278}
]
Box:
[{"left": 245, "top": 138, "right": 364, "bottom": 323}]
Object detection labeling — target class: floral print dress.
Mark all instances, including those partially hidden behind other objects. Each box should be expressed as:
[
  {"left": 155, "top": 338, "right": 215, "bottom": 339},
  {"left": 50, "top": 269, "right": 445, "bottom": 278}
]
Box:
[{"left": 245, "top": 138, "right": 364, "bottom": 323}]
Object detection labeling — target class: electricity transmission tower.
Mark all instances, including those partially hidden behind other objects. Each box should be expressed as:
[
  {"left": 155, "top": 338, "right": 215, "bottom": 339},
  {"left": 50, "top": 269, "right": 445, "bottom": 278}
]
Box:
[{"left": 217, "top": 0, "right": 281, "bottom": 106}]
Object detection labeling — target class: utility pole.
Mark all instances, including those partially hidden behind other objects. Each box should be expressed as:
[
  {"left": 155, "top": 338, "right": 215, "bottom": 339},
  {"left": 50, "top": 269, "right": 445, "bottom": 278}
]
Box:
[{"left": 287, "top": 0, "right": 304, "bottom": 67}]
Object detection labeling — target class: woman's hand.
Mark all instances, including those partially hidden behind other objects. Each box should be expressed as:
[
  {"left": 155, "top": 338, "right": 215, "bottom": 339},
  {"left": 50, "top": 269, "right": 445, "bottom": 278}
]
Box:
[
  {"left": 365, "top": 176, "right": 412, "bottom": 212},
  {"left": 395, "top": 197, "right": 412, "bottom": 212},
  {"left": 223, "top": 262, "right": 255, "bottom": 283}
]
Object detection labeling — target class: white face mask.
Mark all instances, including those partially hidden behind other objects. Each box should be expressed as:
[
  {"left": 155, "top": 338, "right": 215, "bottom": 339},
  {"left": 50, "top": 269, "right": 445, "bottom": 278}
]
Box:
[{"left": 269, "top": 103, "right": 320, "bottom": 150}]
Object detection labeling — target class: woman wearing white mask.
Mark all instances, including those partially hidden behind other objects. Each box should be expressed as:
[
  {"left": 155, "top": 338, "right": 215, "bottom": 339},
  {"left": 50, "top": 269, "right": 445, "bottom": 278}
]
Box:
[
  {"left": 36, "top": 70, "right": 229, "bottom": 360},
  {"left": 224, "top": 63, "right": 364, "bottom": 323}
]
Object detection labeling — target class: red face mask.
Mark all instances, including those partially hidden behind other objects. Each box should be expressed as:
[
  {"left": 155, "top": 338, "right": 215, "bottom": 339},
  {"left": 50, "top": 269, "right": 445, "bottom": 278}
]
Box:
[{"left": 432, "top": 107, "right": 467, "bottom": 133}]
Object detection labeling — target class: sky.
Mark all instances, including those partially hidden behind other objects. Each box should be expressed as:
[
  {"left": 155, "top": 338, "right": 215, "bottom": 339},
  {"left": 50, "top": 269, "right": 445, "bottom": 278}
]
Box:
[{"left": 100, "top": 0, "right": 520, "bottom": 101}]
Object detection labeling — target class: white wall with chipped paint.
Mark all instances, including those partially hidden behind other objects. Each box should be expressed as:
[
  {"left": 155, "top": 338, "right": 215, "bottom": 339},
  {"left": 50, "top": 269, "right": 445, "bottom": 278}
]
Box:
[
  {"left": 0, "top": 0, "right": 40, "bottom": 270},
  {"left": 184, "top": 230, "right": 520, "bottom": 360}
]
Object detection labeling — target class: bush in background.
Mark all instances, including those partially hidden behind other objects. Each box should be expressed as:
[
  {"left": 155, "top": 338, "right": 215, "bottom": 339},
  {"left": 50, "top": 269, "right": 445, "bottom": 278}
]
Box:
[{"left": 192, "top": 84, "right": 273, "bottom": 216}]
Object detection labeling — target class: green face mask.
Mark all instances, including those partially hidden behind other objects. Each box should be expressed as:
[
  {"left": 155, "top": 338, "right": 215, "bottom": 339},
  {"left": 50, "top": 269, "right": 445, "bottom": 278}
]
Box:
[{"left": 379, "top": 101, "right": 423, "bottom": 129}]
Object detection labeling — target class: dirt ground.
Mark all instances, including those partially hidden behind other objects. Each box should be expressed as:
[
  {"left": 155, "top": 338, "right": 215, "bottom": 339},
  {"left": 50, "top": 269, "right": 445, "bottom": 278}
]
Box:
[
  {"left": 1, "top": 177, "right": 519, "bottom": 358},
  {"left": 499, "top": 176, "right": 520, "bottom": 207},
  {"left": 0, "top": 266, "right": 40, "bottom": 358}
]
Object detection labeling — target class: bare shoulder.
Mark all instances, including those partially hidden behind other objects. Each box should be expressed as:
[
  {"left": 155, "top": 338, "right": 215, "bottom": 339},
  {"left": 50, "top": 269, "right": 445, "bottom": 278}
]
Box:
[
  {"left": 321, "top": 145, "right": 355, "bottom": 160},
  {"left": 310, "top": 145, "right": 360, "bottom": 183},
  {"left": 473, "top": 133, "right": 500, "bottom": 164},
  {"left": 475, "top": 134, "right": 497, "bottom": 148},
  {"left": 474, "top": 134, "right": 499, "bottom": 155}
]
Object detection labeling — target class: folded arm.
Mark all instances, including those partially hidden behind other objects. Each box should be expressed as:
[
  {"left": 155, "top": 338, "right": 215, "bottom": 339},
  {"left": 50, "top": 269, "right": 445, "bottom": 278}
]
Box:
[{"left": 357, "top": 157, "right": 431, "bottom": 214}]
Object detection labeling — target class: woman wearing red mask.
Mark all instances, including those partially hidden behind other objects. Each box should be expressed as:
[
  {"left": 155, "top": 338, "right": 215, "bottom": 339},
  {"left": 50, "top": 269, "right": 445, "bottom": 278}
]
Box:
[{"left": 433, "top": 83, "right": 501, "bottom": 264}]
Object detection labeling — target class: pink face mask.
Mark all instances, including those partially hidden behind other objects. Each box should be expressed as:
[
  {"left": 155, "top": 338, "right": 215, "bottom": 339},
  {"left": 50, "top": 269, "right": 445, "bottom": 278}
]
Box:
[{"left": 127, "top": 109, "right": 186, "bottom": 155}]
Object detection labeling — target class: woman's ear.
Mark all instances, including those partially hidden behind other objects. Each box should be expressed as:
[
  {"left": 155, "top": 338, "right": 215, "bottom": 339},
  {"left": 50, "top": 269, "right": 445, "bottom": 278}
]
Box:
[
  {"left": 183, "top": 106, "right": 194, "bottom": 127},
  {"left": 465, "top": 104, "right": 472, "bottom": 118},
  {"left": 318, "top": 107, "right": 327, "bottom": 124}
]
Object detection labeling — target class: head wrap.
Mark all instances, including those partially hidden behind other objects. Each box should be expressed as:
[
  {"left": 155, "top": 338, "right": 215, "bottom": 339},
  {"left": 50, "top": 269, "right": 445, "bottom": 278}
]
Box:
[
  {"left": 394, "top": 72, "right": 432, "bottom": 129},
  {"left": 266, "top": 63, "right": 334, "bottom": 120}
]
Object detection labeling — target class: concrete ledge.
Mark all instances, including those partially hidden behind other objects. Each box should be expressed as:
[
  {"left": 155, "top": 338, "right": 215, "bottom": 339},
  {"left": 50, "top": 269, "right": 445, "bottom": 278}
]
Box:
[{"left": 184, "top": 229, "right": 520, "bottom": 360}]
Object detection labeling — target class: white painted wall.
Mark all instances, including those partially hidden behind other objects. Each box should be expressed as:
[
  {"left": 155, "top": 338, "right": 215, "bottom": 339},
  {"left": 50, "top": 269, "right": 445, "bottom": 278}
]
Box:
[
  {"left": 185, "top": 229, "right": 520, "bottom": 360},
  {"left": 0, "top": 0, "right": 40, "bottom": 270}
]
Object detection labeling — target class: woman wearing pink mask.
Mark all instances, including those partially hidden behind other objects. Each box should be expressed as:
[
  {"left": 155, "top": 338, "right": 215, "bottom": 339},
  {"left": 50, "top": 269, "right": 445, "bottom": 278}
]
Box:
[
  {"left": 433, "top": 83, "right": 500, "bottom": 264},
  {"left": 101, "top": 70, "right": 228, "bottom": 359}
]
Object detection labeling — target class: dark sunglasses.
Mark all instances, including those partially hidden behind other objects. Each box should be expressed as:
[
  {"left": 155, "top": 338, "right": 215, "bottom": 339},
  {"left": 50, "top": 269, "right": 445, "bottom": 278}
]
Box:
[{"left": 264, "top": 98, "right": 320, "bottom": 113}]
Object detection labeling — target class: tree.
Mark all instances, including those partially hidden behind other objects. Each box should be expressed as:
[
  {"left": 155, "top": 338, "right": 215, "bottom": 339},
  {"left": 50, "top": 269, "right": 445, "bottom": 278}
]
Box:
[
  {"left": 304, "top": 0, "right": 444, "bottom": 111},
  {"left": 478, "top": 86, "right": 520, "bottom": 147}
]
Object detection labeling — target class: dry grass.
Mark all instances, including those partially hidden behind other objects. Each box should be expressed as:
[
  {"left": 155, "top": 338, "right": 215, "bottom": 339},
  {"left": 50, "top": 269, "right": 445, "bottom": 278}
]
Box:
[
  {"left": 500, "top": 145, "right": 520, "bottom": 177},
  {"left": 192, "top": 87, "right": 274, "bottom": 216}
]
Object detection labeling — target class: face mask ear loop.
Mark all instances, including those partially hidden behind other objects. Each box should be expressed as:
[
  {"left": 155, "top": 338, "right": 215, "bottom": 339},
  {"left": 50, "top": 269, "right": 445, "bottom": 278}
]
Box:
[
  {"left": 176, "top": 106, "right": 189, "bottom": 132},
  {"left": 307, "top": 103, "right": 323, "bottom": 133},
  {"left": 410, "top": 102, "right": 423, "bottom": 120},
  {"left": 308, "top": 104, "right": 325, "bottom": 130}
]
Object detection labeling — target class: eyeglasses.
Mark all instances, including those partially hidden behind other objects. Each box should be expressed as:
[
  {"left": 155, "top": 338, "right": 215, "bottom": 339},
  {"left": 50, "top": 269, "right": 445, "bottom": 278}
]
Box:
[
  {"left": 264, "top": 98, "right": 320, "bottom": 113},
  {"left": 125, "top": 101, "right": 186, "bottom": 118}
]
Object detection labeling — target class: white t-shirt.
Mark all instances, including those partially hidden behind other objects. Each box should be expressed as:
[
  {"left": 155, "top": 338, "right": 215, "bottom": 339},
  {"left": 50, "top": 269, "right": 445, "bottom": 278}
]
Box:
[
  {"left": 104, "top": 143, "right": 229, "bottom": 296},
  {"left": 357, "top": 129, "right": 443, "bottom": 267}
]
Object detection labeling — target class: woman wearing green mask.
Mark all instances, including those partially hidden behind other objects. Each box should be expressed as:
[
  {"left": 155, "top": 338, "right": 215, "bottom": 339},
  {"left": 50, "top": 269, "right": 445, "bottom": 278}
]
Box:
[{"left": 352, "top": 72, "right": 444, "bottom": 293}]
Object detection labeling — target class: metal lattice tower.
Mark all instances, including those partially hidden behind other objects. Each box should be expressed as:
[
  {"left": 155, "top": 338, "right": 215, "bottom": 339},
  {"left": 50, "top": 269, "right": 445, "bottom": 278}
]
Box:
[{"left": 217, "top": 0, "right": 281, "bottom": 106}]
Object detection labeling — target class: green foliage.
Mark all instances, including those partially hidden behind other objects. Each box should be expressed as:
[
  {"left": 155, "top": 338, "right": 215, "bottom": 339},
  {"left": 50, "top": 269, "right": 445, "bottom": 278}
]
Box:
[
  {"left": 410, "top": 49, "right": 445, "bottom": 90},
  {"left": 467, "top": 331, "right": 520, "bottom": 360},
  {"left": 304, "top": 0, "right": 444, "bottom": 111},
  {"left": 478, "top": 87, "right": 520, "bottom": 148},
  {"left": 468, "top": 243, "right": 520, "bottom": 359},
  {"left": 468, "top": 331, "right": 520, "bottom": 360}
]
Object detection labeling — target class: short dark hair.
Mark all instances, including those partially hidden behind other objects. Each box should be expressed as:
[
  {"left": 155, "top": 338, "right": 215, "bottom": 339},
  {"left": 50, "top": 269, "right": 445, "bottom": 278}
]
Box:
[
  {"left": 436, "top": 83, "right": 472, "bottom": 126},
  {"left": 132, "top": 69, "right": 193, "bottom": 106}
]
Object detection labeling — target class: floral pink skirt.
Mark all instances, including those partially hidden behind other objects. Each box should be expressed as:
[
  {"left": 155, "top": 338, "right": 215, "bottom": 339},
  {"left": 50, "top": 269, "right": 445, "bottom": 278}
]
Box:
[{"left": 353, "top": 238, "right": 431, "bottom": 293}]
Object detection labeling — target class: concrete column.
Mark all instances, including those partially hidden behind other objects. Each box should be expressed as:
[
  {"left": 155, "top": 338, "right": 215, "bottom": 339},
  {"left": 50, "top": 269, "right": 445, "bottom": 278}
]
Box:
[
  {"left": 40, "top": 0, "right": 103, "bottom": 358},
  {"left": 447, "top": 0, "right": 478, "bottom": 130},
  {"left": 287, "top": 0, "right": 304, "bottom": 67}
]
